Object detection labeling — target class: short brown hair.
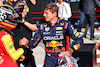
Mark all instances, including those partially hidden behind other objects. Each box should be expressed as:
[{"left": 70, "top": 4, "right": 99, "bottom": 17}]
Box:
[{"left": 43, "top": 3, "right": 59, "bottom": 14}]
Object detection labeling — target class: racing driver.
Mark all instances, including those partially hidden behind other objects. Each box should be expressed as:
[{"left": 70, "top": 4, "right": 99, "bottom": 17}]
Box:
[
  {"left": 0, "top": 5, "right": 26, "bottom": 67},
  {"left": 19, "top": 3, "right": 83, "bottom": 67}
]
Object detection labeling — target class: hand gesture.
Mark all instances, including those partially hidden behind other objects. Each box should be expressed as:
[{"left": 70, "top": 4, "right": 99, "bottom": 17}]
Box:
[
  {"left": 19, "top": 55, "right": 25, "bottom": 62},
  {"left": 19, "top": 37, "right": 29, "bottom": 47}
]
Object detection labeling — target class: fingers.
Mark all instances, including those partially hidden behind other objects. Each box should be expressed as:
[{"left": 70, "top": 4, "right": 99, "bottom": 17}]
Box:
[
  {"left": 23, "top": 37, "right": 29, "bottom": 47},
  {"left": 62, "top": 51, "right": 72, "bottom": 57},
  {"left": 19, "top": 39, "right": 23, "bottom": 46},
  {"left": 19, "top": 37, "right": 29, "bottom": 47},
  {"left": 19, "top": 55, "right": 25, "bottom": 62},
  {"left": 19, "top": 37, "right": 26, "bottom": 46},
  {"left": 69, "top": 48, "right": 74, "bottom": 53}
]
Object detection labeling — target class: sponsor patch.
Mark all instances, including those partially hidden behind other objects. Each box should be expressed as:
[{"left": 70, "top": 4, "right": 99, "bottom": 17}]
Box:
[
  {"left": 75, "top": 32, "right": 79, "bottom": 37},
  {"left": 56, "top": 27, "right": 63, "bottom": 30},
  {"left": 73, "top": 43, "right": 81, "bottom": 50},
  {"left": 43, "top": 36, "right": 64, "bottom": 40},
  {"left": 45, "top": 27, "right": 50, "bottom": 31},
  {"left": 46, "top": 40, "right": 63, "bottom": 47},
  {"left": 56, "top": 31, "right": 62, "bottom": 34}
]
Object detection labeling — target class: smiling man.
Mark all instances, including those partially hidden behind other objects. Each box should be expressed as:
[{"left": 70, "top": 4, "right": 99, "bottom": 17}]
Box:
[{"left": 19, "top": 3, "right": 83, "bottom": 67}]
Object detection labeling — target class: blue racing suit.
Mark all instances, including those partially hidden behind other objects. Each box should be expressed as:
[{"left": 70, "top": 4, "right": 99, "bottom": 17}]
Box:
[{"left": 29, "top": 20, "right": 83, "bottom": 67}]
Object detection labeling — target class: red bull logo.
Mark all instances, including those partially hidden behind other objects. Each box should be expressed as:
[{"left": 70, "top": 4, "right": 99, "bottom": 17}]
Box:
[
  {"left": 46, "top": 40, "right": 63, "bottom": 47},
  {"left": 73, "top": 43, "right": 81, "bottom": 50}
]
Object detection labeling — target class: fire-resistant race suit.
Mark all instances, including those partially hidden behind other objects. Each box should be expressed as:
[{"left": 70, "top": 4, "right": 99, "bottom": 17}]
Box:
[
  {"left": 0, "top": 27, "right": 25, "bottom": 67},
  {"left": 0, "top": 4, "right": 26, "bottom": 67},
  {"left": 28, "top": 20, "right": 83, "bottom": 67}
]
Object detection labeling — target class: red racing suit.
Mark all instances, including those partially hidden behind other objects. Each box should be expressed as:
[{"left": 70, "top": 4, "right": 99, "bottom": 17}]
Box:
[{"left": 0, "top": 27, "right": 25, "bottom": 67}]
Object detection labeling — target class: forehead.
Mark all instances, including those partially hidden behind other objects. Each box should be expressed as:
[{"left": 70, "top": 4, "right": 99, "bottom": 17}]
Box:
[{"left": 44, "top": 9, "right": 52, "bottom": 13}]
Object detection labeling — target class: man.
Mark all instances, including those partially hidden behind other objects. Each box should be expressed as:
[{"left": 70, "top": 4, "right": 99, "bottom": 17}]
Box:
[
  {"left": 13, "top": 1, "right": 37, "bottom": 67},
  {"left": 56, "top": 0, "right": 71, "bottom": 21},
  {"left": 19, "top": 3, "right": 83, "bottom": 67},
  {"left": 0, "top": 5, "right": 26, "bottom": 67},
  {"left": 82, "top": 0, "right": 100, "bottom": 40}
]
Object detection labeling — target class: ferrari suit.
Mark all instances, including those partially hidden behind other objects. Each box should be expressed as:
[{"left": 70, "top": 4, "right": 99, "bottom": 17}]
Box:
[
  {"left": 28, "top": 20, "right": 83, "bottom": 67},
  {"left": 0, "top": 27, "right": 25, "bottom": 67}
]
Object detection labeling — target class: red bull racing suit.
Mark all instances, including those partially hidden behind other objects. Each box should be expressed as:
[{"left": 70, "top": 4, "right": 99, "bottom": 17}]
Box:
[
  {"left": 0, "top": 27, "right": 25, "bottom": 67},
  {"left": 29, "top": 20, "right": 83, "bottom": 67}
]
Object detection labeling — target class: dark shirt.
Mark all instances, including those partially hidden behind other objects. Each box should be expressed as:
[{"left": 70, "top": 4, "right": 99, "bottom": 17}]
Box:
[
  {"left": 82, "top": 0, "right": 99, "bottom": 14},
  {"left": 5, "top": 1, "right": 35, "bottom": 49},
  {"left": 12, "top": 14, "right": 35, "bottom": 49}
]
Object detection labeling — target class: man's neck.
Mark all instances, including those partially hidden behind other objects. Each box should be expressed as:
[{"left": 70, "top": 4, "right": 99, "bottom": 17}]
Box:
[{"left": 50, "top": 17, "right": 58, "bottom": 26}]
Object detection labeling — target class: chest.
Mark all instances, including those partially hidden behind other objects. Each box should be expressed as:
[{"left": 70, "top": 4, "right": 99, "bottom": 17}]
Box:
[{"left": 42, "top": 25, "right": 66, "bottom": 41}]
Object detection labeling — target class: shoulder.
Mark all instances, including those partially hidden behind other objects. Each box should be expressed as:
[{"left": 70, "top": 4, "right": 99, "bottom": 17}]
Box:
[
  {"left": 59, "top": 20, "right": 69, "bottom": 28},
  {"left": 41, "top": 22, "right": 47, "bottom": 27},
  {"left": 0, "top": 27, "right": 6, "bottom": 31},
  {"left": 60, "top": 20, "right": 69, "bottom": 23},
  {"left": 0, "top": 27, "right": 13, "bottom": 36},
  {"left": 63, "top": 2, "right": 69, "bottom": 5}
]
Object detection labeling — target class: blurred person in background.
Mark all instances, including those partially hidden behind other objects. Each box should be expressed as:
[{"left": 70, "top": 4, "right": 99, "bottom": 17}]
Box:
[
  {"left": 82, "top": 0, "right": 100, "bottom": 40},
  {"left": 56, "top": 0, "right": 71, "bottom": 21},
  {"left": 77, "top": 0, "right": 85, "bottom": 32}
]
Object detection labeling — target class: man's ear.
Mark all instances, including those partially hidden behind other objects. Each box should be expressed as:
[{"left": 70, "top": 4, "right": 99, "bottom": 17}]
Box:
[{"left": 53, "top": 12, "right": 57, "bottom": 17}]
